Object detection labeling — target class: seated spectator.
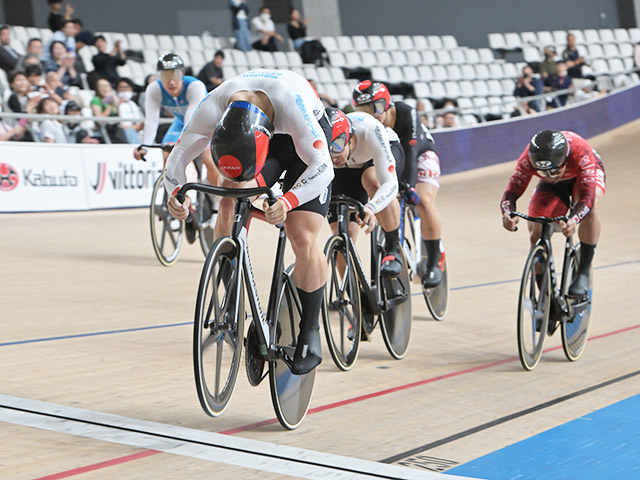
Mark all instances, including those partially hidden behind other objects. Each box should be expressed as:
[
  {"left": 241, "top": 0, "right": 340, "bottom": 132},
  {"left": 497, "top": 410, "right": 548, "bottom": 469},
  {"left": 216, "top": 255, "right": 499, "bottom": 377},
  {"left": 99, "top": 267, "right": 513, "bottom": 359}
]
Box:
[
  {"left": 58, "top": 51, "right": 82, "bottom": 87},
  {"left": 229, "top": 0, "right": 251, "bottom": 52},
  {"left": 92, "top": 35, "right": 126, "bottom": 86},
  {"left": 8, "top": 71, "right": 39, "bottom": 113},
  {"left": 137, "top": 73, "right": 157, "bottom": 111},
  {"left": 42, "top": 19, "right": 77, "bottom": 64},
  {"left": 416, "top": 100, "right": 431, "bottom": 128},
  {"left": 544, "top": 61, "right": 573, "bottom": 107},
  {"left": 63, "top": 100, "right": 100, "bottom": 143},
  {"left": 48, "top": 0, "right": 74, "bottom": 32},
  {"left": 45, "top": 71, "right": 82, "bottom": 105},
  {"left": 25, "top": 64, "right": 46, "bottom": 92},
  {"left": 513, "top": 65, "right": 543, "bottom": 113},
  {"left": 251, "top": 6, "right": 283, "bottom": 52},
  {"left": 439, "top": 111, "right": 459, "bottom": 128},
  {"left": 562, "top": 33, "right": 586, "bottom": 79},
  {"left": 0, "top": 106, "right": 28, "bottom": 141},
  {"left": 0, "top": 25, "right": 21, "bottom": 75},
  {"left": 538, "top": 46, "right": 557, "bottom": 80},
  {"left": 37, "top": 97, "right": 68, "bottom": 143},
  {"left": 197, "top": 50, "right": 225, "bottom": 91},
  {"left": 573, "top": 81, "right": 607, "bottom": 103},
  {"left": 43, "top": 40, "right": 68, "bottom": 73},
  {"left": 90, "top": 77, "right": 127, "bottom": 143},
  {"left": 17, "top": 39, "right": 44, "bottom": 70},
  {"left": 308, "top": 79, "right": 336, "bottom": 108},
  {"left": 116, "top": 78, "right": 143, "bottom": 143},
  {"left": 287, "top": 8, "right": 309, "bottom": 51}
]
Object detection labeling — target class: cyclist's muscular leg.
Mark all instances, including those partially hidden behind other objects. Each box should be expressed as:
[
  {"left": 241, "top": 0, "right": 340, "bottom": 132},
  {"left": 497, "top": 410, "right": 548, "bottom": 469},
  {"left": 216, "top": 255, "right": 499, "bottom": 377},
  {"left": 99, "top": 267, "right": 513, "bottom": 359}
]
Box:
[
  {"left": 416, "top": 182, "right": 444, "bottom": 287},
  {"left": 285, "top": 210, "right": 326, "bottom": 375},
  {"left": 569, "top": 188, "right": 603, "bottom": 296},
  {"left": 213, "top": 177, "right": 257, "bottom": 239}
]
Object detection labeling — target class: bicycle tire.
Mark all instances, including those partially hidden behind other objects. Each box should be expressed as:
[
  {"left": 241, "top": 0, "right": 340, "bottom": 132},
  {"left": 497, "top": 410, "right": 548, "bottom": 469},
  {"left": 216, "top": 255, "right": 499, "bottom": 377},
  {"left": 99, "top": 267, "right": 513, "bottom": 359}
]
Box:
[
  {"left": 269, "top": 265, "right": 316, "bottom": 430},
  {"left": 517, "top": 244, "right": 550, "bottom": 371},
  {"left": 561, "top": 244, "right": 593, "bottom": 362},
  {"left": 150, "top": 174, "right": 183, "bottom": 266},
  {"left": 193, "top": 237, "right": 245, "bottom": 417},
  {"left": 376, "top": 227, "right": 412, "bottom": 360},
  {"left": 197, "top": 191, "right": 216, "bottom": 257},
  {"left": 321, "top": 235, "right": 362, "bottom": 371}
]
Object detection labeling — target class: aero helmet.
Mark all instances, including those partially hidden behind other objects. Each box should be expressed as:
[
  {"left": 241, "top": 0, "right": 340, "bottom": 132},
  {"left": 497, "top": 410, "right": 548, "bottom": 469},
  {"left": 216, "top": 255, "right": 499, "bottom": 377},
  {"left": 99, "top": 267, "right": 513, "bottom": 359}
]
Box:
[
  {"left": 352, "top": 80, "right": 391, "bottom": 115},
  {"left": 326, "top": 107, "right": 354, "bottom": 154},
  {"left": 211, "top": 101, "right": 274, "bottom": 182},
  {"left": 528, "top": 130, "right": 568, "bottom": 171}
]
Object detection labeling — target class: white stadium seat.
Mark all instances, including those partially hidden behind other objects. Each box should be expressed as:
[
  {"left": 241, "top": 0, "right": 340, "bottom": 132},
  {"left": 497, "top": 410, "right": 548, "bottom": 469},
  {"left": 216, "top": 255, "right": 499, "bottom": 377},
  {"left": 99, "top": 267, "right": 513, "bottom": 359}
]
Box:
[
  {"left": 412, "top": 35, "right": 428, "bottom": 50},
  {"left": 397, "top": 35, "right": 414, "bottom": 50},
  {"left": 142, "top": 34, "right": 159, "bottom": 49},
  {"left": 382, "top": 35, "right": 399, "bottom": 51},
  {"left": 352, "top": 35, "right": 369, "bottom": 51}
]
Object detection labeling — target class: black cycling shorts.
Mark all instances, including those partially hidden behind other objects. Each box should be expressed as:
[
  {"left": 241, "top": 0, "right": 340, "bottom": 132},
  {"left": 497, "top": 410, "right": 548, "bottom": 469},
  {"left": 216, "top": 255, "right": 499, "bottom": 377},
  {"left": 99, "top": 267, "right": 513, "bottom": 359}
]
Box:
[
  {"left": 258, "top": 115, "right": 332, "bottom": 217},
  {"left": 326, "top": 160, "right": 374, "bottom": 224}
]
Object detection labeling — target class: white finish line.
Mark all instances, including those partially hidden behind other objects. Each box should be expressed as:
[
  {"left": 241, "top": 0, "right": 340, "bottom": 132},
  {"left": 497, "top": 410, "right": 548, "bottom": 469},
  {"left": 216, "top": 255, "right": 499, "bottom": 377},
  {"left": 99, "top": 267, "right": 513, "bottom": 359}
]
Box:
[{"left": 0, "top": 394, "right": 478, "bottom": 480}]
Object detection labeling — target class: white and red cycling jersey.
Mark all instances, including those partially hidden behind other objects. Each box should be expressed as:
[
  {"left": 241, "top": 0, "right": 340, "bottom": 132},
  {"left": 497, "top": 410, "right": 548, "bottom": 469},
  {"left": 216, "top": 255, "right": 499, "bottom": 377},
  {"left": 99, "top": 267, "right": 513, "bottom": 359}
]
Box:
[
  {"left": 501, "top": 130, "right": 605, "bottom": 224},
  {"left": 163, "top": 69, "right": 332, "bottom": 210},
  {"left": 343, "top": 112, "right": 398, "bottom": 214}
]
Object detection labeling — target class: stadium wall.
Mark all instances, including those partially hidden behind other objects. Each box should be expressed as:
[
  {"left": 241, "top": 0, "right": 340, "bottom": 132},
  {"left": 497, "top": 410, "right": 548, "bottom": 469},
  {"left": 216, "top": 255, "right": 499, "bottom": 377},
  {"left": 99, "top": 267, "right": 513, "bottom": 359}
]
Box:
[
  {"left": 1, "top": 85, "right": 638, "bottom": 213},
  {"left": 433, "top": 84, "right": 640, "bottom": 175}
]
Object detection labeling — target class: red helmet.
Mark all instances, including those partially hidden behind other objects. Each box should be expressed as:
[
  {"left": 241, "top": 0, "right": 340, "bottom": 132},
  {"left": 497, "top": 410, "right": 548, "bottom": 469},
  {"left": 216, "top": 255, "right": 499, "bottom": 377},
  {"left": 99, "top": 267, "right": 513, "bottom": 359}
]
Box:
[
  {"left": 211, "top": 101, "right": 274, "bottom": 182},
  {"left": 326, "top": 107, "right": 354, "bottom": 154},
  {"left": 352, "top": 80, "right": 391, "bottom": 115}
]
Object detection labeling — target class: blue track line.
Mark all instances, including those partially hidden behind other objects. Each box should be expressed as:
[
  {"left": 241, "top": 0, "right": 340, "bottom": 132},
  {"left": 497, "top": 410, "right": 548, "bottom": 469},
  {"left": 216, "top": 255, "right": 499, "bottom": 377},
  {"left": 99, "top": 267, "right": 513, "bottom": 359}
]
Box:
[{"left": 3, "top": 259, "right": 638, "bottom": 348}]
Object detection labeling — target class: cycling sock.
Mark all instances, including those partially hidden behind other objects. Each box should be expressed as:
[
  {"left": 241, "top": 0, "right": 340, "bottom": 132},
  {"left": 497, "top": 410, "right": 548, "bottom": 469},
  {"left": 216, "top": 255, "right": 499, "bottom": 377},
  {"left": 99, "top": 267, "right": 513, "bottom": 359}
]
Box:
[
  {"left": 384, "top": 228, "right": 401, "bottom": 253},
  {"left": 292, "top": 285, "right": 324, "bottom": 374},
  {"left": 577, "top": 242, "right": 596, "bottom": 276},
  {"left": 424, "top": 239, "right": 442, "bottom": 269},
  {"left": 296, "top": 285, "right": 324, "bottom": 344}
]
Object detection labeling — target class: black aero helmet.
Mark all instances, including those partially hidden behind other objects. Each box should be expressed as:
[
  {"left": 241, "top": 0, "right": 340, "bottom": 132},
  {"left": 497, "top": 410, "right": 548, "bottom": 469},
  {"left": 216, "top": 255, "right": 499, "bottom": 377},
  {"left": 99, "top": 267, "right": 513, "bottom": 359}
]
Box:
[
  {"left": 211, "top": 101, "right": 274, "bottom": 182},
  {"left": 156, "top": 53, "right": 185, "bottom": 72},
  {"left": 528, "top": 129, "right": 568, "bottom": 171}
]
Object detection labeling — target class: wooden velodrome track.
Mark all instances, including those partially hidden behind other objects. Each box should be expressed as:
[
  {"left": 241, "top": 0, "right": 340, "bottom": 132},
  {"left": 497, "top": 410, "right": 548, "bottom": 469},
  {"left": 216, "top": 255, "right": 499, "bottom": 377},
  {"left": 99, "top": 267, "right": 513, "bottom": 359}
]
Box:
[{"left": 1, "top": 119, "right": 639, "bottom": 479}]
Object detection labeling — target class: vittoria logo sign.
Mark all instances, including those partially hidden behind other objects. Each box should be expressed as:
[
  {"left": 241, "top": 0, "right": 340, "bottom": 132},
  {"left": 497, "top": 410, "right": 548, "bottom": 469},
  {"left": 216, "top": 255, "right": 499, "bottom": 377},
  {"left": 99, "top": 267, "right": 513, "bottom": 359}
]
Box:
[
  {"left": 0, "top": 163, "right": 19, "bottom": 192},
  {"left": 92, "top": 162, "right": 159, "bottom": 193}
]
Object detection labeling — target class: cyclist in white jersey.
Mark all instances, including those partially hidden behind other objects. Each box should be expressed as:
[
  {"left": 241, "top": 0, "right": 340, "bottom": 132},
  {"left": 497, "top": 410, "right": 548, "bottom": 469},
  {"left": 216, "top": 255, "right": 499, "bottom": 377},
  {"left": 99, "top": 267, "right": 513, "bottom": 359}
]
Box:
[
  {"left": 164, "top": 69, "right": 334, "bottom": 375},
  {"left": 326, "top": 108, "right": 403, "bottom": 277}
]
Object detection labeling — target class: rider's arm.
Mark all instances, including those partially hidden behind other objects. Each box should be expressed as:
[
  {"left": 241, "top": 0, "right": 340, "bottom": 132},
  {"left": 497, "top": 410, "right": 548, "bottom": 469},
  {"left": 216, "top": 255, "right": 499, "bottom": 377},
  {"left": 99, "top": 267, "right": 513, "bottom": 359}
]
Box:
[
  {"left": 184, "top": 80, "right": 208, "bottom": 125},
  {"left": 366, "top": 124, "right": 399, "bottom": 214},
  {"left": 501, "top": 149, "right": 534, "bottom": 214},
  {"left": 163, "top": 95, "right": 221, "bottom": 195},
  {"left": 142, "top": 82, "right": 162, "bottom": 145}
]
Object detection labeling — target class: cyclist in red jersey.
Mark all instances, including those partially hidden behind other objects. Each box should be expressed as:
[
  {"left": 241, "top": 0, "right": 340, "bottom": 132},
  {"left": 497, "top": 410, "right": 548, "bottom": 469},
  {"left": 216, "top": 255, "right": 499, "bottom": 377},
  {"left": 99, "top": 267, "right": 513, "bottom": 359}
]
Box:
[{"left": 501, "top": 129, "right": 605, "bottom": 296}]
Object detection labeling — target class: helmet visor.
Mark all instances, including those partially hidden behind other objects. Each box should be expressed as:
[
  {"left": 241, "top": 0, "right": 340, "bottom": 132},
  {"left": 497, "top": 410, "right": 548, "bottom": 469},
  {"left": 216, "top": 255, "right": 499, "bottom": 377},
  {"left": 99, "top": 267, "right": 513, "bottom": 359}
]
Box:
[
  {"left": 355, "top": 98, "right": 387, "bottom": 115},
  {"left": 331, "top": 132, "right": 348, "bottom": 154},
  {"left": 160, "top": 69, "right": 183, "bottom": 83}
]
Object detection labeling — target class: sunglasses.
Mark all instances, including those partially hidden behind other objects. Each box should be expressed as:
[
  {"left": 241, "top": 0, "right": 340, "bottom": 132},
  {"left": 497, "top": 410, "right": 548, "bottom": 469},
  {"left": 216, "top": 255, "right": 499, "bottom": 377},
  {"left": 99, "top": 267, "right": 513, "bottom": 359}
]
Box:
[
  {"left": 331, "top": 132, "right": 348, "bottom": 154},
  {"left": 160, "top": 69, "right": 183, "bottom": 83},
  {"left": 355, "top": 98, "right": 388, "bottom": 116}
]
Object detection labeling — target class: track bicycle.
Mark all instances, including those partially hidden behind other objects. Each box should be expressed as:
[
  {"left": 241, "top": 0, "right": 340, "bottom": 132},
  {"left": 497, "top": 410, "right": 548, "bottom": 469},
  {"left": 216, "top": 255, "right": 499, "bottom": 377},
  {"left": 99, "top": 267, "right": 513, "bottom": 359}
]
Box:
[
  {"left": 142, "top": 144, "right": 217, "bottom": 266},
  {"left": 321, "top": 195, "right": 412, "bottom": 371},
  {"left": 511, "top": 211, "right": 593, "bottom": 371},
  {"left": 176, "top": 183, "right": 315, "bottom": 430},
  {"left": 398, "top": 183, "right": 449, "bottom": 321}
]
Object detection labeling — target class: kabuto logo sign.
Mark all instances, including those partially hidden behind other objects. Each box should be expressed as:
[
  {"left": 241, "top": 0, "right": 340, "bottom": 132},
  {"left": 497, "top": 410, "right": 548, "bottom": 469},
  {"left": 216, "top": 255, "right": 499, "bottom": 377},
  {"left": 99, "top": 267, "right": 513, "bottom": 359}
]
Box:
[
  {"left": 0, "top": 163, "right": 19, "bottom": 192},
  {"left": 92, "top": 162, "right": 159, "bottom": 193}
]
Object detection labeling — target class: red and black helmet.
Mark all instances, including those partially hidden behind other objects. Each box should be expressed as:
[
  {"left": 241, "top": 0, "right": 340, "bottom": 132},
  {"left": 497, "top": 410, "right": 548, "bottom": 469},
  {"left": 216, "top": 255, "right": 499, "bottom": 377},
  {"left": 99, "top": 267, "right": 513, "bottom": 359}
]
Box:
[
  {"left": 326, "top": 107, "right": 354, "bottom": 154},
  {"left": 352, "top": 80, "right": 391, "bottom": 115},
  {"left": 211, "top": 101, "right": 274, "bottom": 182}
]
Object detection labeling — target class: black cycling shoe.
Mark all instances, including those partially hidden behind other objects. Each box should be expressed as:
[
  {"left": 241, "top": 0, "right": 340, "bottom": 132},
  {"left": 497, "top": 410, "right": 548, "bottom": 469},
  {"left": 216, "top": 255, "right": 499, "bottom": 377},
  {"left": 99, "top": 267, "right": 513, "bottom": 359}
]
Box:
[
  {"left": 380, "top": 250, "right": 403, "bottom": 278},
  {"left": 185, "top": 220, "right": 197, "bottom": 244},
  {"left": 290, "top": 327, "right": 322, "bottom": 375},
  {"left": 422, "top": 265, "right": 443, "bottom": 289},
  {"left": 568, "top": 272, "right": 590, "bottom": 297}
]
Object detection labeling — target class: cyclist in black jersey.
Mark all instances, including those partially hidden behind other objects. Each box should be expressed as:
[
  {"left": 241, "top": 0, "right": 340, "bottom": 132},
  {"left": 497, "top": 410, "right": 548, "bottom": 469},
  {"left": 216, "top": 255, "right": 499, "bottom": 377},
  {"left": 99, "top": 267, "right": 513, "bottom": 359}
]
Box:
[{"left": 353, "top": 81, "right": 445, "bottom": 287}]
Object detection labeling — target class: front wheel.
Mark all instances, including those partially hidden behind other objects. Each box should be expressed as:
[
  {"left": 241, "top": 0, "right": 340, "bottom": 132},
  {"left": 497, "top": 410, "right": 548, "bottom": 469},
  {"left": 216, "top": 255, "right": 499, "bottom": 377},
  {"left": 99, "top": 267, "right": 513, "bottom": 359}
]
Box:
[
  {"left": 269, "top": 265, "right": 316, "bottom": 430},
  {"left": 561, "top": 244, "right": 593, "bottom": 362},
  {"left": 193, "top": 237, "right": 245, "bottom": 417},
  {"left": 517, "top": 244, "right": 550, "bottom": 371},
  {"left": 321, "top": 235, "right": 362, "bottom": 371},
  {"left": 150, "top": 174, "right": 183, "bottom": 266},
  {"left": 423, "top": 243, "right": 449, "bottom": 322}
]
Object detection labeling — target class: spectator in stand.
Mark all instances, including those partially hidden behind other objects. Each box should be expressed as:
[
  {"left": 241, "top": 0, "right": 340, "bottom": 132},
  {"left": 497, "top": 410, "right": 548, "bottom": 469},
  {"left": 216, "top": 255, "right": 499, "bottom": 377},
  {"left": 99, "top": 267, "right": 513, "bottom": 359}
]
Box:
[
  {"left": 562, "top": 33, "right": 586, "bottom": 79},
  {"left": 41, "top": 20, "right": 76, "bottom": 64},
  {"left": 64, "top": 100, "right": 100, "bottom": 143},
  {"left": 43, "top": 40, "right": 68, "bottom": 73},
  {"left": 137, "top": 73, "right": 156, "bottom": 111},
  {"left": 45, "top": 70, "right": 82, "bottom": 106},
  {"left": 17, "top": 39, "right": 44, "bottom": 70},
  {"left": 90, "top": 77, "right": 127, "bottom": 143},
  {"left": 251, "top": 6, "right": 283, "bottom": 52},
  {"left": 57, "top": 51, "right": 82, "bottom": 88},
  {"left": 116, "top": 78, "right": 143, "bottom": 144},
  {"left": 0, "top": 107, "right": 27, "bottom": 141},
  {"left": 544, "top": 61, "right": 573, "bottom": 107},
  {"left": 48, "top": 0, "right": 74, "bottom": 32},
  {"left": 287, "top": 8, "right": 309, "bottom": 51},
  {"left": 437, "top": 99, "right": 459, "bottom": 128},
  {"left": 197, "top": 50, "right": 225, "bottom": 91},
  {"left": 229, "top": 0, "right": 251, "bottom": 52},
  {"left": 37, "top": 96, "right": 68, "bottom": 143},
  {"left": 308, "top": 79, "right": 337, "bottom": 108},
  {"left": 538, "top": 46, "right": 557, "bottom": 80},
  {"left": 513, "top": 64, "right": 543, "bottom": 113},
  {"left": 25, "top": 64, "right": 46, "bottom": 91},
  {"left": 21, "top": 54, "right": 42, "bottom": 69},
  {"left": 416, "top": 100, "right": 431, "bottom": 128},
  {"left": 0, "top": 25, "right": 21, "bottom": 75},
  {"left": 7, "top": 71, "right": 38, "bottom": 141},
  {"left": 92, "top": 35, "right": 126, "bottom": 86}
]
